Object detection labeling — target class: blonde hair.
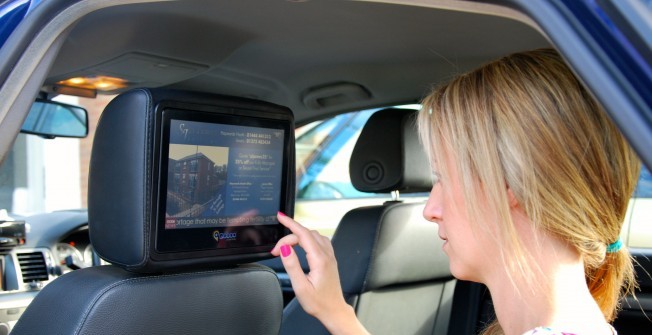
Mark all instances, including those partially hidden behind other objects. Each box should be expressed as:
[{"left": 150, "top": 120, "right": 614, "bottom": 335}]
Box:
[{"left": 418, "top": 49, "right": 639, "bottom": 333}]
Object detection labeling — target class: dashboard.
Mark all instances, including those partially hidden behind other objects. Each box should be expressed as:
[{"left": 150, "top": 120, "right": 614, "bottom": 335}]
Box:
[
  {"left": 55, "top": 226, "right": 100, "bottom": 272},
  {"left": 0, "top": 210, "right": 92, "bottom": 332}
]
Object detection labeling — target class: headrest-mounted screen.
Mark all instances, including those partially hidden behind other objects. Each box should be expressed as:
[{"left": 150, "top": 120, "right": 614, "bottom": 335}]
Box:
[
  {"left": 156, "top": 109, "right": 289, "bottom": 254},
  {"left": 89, "top": 89, "right": 294, "bottom": 272}
]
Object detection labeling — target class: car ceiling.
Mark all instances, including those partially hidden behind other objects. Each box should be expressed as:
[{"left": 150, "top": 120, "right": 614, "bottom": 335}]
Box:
[{"left": 43, "top": 0, "right": 550, "bottom": 124}]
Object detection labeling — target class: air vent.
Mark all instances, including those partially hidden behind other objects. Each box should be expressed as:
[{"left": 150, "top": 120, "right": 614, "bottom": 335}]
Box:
[{"left": 17, "top": 252, "right": 49, "bottom": 282}]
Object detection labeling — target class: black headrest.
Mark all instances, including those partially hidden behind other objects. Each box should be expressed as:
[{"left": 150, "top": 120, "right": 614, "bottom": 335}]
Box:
[
  {"left": 349, "top": 108, "right": 432, "bottom": 193},
  {"left": 88, "top": 88, "right": 294, "bottom": 273}
]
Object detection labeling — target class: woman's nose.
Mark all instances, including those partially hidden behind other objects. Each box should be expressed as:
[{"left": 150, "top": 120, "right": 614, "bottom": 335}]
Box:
[{"left": 423, "top": 183, "right": 443, "bottom": 223}]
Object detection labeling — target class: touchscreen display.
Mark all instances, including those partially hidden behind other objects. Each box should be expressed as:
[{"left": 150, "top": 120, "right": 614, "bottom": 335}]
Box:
[{"left": 164, "top": 119, "right": 285, "bottom": 231}]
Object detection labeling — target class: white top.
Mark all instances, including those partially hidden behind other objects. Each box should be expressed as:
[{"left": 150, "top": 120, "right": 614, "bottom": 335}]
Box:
[{"left": 522, "top": 325, "right": 617, "bottom": 335}]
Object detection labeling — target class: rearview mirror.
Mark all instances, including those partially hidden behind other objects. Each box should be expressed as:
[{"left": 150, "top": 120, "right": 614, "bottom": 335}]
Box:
[{"left": 21, "top": 99, "right": 88, "bottom": 138}]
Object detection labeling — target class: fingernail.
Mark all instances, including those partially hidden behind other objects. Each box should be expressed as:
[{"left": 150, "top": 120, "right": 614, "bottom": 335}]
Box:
[
  {"left": 278, "top": 211, "right": 286, "bottom": 217},
  {"left": 280, "top": 245, "right": 291, "bottom": 257}
]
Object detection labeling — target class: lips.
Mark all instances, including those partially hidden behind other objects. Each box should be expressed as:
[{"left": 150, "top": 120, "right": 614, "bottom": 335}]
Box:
[{"left": 438, "top": 234, "right": 448, "bottom": 250}]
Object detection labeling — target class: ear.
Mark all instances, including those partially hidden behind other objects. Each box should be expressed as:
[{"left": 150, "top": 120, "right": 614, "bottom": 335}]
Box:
[{"left": 506, "top": 187, "right": 519, "bottom": 208}]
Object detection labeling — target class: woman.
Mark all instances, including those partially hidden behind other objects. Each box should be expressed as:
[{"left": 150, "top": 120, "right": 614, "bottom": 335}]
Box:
[{"left": 272, "top": 49, "right": 640, "bottom": 335}]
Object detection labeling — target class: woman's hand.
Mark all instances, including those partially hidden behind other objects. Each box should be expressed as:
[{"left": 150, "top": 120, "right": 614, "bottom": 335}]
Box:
[{"left": 271, "top": 212, "right": 369, "bottom": 335}]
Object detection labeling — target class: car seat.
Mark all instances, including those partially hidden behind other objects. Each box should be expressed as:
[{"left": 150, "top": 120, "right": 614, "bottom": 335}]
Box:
[
  {"left": 11, "top": 89, "right": 283, "bottom": 335},
  {"left": 280, "top": 108, "right": 456, "bottom": 335}
]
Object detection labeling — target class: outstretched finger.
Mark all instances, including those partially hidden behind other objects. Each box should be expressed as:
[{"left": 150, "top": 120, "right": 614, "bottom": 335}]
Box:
[
  {"left": 277, "top": 212, "right": 323, "bottom": 254},
  {"left": 277, "top": 212, "right": 310, "bottom": 233}
]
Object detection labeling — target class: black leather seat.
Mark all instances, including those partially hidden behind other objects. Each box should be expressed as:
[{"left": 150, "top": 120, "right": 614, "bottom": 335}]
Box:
[
  {"left": 11, "top": 89, "right": 283, "bottom": 335},
  {"left": 280, "top": 108, "right": 455, "bottom": 335}
]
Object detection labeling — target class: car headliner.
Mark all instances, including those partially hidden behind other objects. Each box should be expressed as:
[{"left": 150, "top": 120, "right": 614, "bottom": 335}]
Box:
[{"left": 42, "top": 0, "right": 549, "bottom": 124}]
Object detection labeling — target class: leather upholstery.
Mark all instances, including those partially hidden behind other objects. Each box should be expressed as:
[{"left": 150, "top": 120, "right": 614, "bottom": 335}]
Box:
[
  {"left": 12, "top": 89, "right": 284, "bottom": 335},
  {"left": 349, "top": 108, "right": 432, "bottom": 193},
  {"left": 88, "top": 88, "right": 151, "bottom": 269},
  {"left": 12, "top": 264, "right": 282, "bottom": 335},
  {"left": 343, "top": 203, "right": 450, "bottom": 291},
  {"left": 280, "top": 203, "right": 454, "bottom": 335},
  {"left": 280, "top": 108, "right": 455, "bottom": 335}
]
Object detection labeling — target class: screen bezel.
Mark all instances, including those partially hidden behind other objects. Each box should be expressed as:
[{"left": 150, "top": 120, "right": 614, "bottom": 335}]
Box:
[{"left": 151, "top": 106, "right": 292, "bottom": 260}]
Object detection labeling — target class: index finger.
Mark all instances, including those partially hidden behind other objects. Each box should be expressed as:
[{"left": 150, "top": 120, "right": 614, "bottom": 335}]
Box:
[{"left": 277, "top": 212, "right": 323, "bottom": 254}]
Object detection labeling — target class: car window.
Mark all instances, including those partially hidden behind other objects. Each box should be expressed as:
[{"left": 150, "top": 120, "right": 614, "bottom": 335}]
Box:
[
  {"left": 0, "top": 132, "right": 82, "bottom": 216},
  {"left": 296, "top": 109, "right": 377, "bottom": 200},
  {"left": 634, "top": 165, "right": 652, "bottom": 198},
  {"left": 624, "top": 164, "right": 652, "bottom": 248},
  {"left": 0, "top": 94, "right": 108, "bottom": 216}
]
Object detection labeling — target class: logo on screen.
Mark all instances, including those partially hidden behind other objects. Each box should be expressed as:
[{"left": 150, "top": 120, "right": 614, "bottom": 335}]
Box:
[
  {"left": 213, "top": 230, "right": 237, "bottom": 242},
  {"left": 179, "top": 123, "right": 189, "bottom": 139}
]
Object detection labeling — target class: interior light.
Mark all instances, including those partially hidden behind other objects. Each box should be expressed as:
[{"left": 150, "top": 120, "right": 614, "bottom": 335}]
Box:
[
  {"left": 67, "top": 77, "right": 86, "bottom": 85},
  {"left": 95, "top": 81, "right": 113, "bottom": 89},
  {"left": 56, "top": 75, "right": 129, "bottom": 92}
]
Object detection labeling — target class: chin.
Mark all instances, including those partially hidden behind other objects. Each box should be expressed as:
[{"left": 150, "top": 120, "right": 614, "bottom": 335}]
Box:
[{"left": 449, "top": 263, "right": 477, "bottom": 282}]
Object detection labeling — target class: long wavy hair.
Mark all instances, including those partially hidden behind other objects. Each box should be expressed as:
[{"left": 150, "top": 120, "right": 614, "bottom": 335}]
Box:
[{"left": 418, "top": 48, "right": 639, "bottom": 334}]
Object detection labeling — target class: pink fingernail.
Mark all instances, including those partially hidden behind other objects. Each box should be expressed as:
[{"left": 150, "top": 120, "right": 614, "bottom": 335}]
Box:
[
  {"left": 280, "top": 245, "right": 291, "bottom": 257},
  {"left": 278, "top": 211, "right": 287, "bottom": 217}
]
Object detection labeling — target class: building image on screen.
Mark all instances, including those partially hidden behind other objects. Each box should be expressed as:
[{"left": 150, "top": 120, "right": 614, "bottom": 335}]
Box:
[
  {"left": 164, "top": 119, "right": 285, "bottom": 230},
  {"left": 166, "top": 144, "right": 228, "bottom": 223}
]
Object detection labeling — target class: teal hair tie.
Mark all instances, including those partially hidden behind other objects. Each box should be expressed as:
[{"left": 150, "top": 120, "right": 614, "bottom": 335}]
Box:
[{"left": 606, "top": 238, "right": 623, "bottom": 253}]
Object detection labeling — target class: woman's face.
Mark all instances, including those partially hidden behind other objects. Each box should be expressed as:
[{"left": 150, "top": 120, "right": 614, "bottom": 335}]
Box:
[{"left": 422, "top": 152, "right": 502, "bottom": 284}]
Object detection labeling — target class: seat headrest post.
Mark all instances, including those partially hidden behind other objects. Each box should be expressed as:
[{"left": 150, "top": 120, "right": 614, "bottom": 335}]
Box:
[{"left": 390, "top": 190, "right": 400, "bottom": 201}]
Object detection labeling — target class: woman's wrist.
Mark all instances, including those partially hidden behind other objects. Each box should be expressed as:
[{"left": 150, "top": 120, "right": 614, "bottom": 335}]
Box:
[{"left": 319, "top": 303, "right": 369, "bottom": 335}]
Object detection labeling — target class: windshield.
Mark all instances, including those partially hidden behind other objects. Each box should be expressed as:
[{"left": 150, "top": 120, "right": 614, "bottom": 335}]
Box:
[
  {"left": 0, "top": 95, "right": 111, "bottom": 216},
  {"left": 0, "top": 133, "right": 81, "bottom": 216}
]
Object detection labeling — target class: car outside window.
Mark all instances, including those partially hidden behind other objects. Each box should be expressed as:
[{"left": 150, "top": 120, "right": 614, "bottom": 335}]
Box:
[
  {"left": 0, "top": 94, "right": 108, "bottom": 216},
  {"left": 624, "top": 165, "right": 652, "bottom": 248},
  {"left": 294, "top": 109, "right": 384, "bottom": 236},
  {"left": 296, "top": 109, "right": 377, "bottom": 200}
]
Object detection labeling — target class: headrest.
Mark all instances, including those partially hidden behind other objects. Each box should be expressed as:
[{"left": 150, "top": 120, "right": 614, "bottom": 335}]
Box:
[
  {"left": 333, "top": 203, "right": 451, "bottom": 293},
  {"left": 349, "top": 108, "right": 432, "bottom": 193},
  {"left": 88, "top": 88, "right": 295, "bottom": 273}
]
